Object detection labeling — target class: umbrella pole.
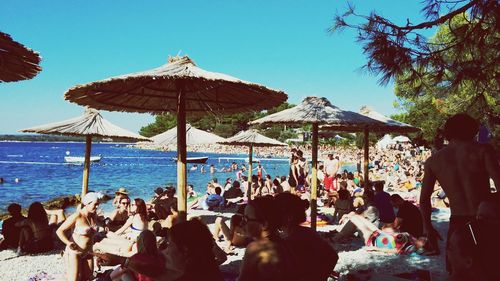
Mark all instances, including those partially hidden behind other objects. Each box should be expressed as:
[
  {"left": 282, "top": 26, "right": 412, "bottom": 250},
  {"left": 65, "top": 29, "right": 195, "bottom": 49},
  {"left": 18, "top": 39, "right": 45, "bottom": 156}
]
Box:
[
  {"left": 81, "top": 136, "right": 92, "bottom": 197},
  {"left": 177, "top": 86, "right": 187, "bottom": 222},
  {"left": 363, "top": 128, "right": 369, "bottom": 189},
  {"left": 247, "top": 144, "right": 253, "bottom": 201},
  {"left": 310, "top": 123, "right": 318, "bottom": 231}
]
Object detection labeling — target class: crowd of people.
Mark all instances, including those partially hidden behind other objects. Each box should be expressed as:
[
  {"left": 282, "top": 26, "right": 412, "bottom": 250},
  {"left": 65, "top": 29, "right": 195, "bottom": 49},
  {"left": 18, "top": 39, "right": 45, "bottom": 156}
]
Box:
[{"left": 0, "top": 113, "right": 498, "bottom": 281}]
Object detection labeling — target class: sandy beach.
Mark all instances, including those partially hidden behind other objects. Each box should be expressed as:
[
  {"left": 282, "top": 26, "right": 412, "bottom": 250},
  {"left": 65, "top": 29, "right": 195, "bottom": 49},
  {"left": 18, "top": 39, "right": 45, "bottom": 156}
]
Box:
[{"left": 0, "top": 207, "right": 450, "bottom": 281}]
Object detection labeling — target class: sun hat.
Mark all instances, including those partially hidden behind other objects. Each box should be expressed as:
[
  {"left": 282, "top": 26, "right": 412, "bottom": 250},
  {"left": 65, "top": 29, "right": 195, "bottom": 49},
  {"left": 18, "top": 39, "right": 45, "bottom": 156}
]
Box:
[
  {"left": 115, "top": 187, "right": 128, "bottom": 195},
  {"left": 82, "top": 192, "right": 103, "bottom": 205}
]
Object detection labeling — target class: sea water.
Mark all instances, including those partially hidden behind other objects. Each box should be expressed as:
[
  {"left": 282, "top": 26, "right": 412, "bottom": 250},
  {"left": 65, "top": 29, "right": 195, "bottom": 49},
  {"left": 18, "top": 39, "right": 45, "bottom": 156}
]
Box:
[
  {"left": 0, "top": 142, "right": 357, "bottom": 213},
  {"left": 0, "top": 142, "right": 295, "bottom": 212}
]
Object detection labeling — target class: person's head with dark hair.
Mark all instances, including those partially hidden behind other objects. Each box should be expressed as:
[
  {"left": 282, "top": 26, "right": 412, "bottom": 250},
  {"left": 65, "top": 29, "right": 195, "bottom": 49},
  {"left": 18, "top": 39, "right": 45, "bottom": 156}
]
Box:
[
  {"left": 167, "top": 219, "right": 222, "bottom": 280},
  {"left": 232, "top": 180, "right": 240, "bottom": 188},
  {"left": 27, "top": 202, "right": 48, "bottom": 225},
  {"left": 363, "top": 188, "right": 375, "bottom": 203},
  {"left": 244, "top": 196, "right": 278, "bottom": 240},
  {"left": 133, "top": 198, "right": 148, "bottom": 222},
  {"left": 373, "top": 181, "right": 385, "bottom": 192},
  {"left": 214, "top": 186, "right": 222, "bottom": 195},
  {"left": 137, "top": 230, "right": 159, "bottom": 256},
  {"left": 347, "top": 172, "right": 354, "bottom": 180},
  {"left": 7, "top": 203, "right": 22, "bottom": 216},
  {"left": 296, "top": 150, "right": 303, "bottom": 157},
  {"left": 389, "top": 194, "right": 405, "bottom": 208},
  {"left": 338, "top": 189, "right": 350, "bottom": 200},
  {"left": 280, "top": 175, "right": 287, "bottom": 182},
  {"left": 251, "top": 175, "right": 258, "bottom": 183},
  {"left": 154, "top": 187, "right": 164, "bottom": 196},
  {"left": 339, "top": 181, "right": 348, "bottom": 190},
  {"left": 275, "top": 193, "right": 308, "bottom": 228},
  {"left": 165, "top": 185, "right": 176, "bottom": 198},
  {"left": 266, "top": 174, "right": 271, "bottom": 180},
  {"left": 272, "top": 178, "right": 281, "bottom": 187},
  {"left": 443, "top": 113, "right": 479, "bottom": 141}
]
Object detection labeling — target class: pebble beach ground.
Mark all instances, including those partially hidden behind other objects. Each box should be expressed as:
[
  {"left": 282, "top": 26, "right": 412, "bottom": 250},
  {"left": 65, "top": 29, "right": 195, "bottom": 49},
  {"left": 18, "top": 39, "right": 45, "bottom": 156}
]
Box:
[{"left": 0, "top": 208, "right": 450, "bottom": 281}]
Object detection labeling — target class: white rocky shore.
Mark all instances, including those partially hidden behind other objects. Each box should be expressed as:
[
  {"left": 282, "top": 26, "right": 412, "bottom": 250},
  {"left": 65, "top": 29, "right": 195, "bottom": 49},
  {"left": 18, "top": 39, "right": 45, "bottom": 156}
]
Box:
[{"left": 0, "top": 208, "right": 450, "bottom": 281}]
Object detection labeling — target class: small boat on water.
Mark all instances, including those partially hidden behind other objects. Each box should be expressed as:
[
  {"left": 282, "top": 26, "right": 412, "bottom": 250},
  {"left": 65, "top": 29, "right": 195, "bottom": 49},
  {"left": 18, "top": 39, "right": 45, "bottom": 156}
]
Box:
[
  {"left": 171, "top": 156, "right": 209, "bottom": 164},
  {"left": 64, "top": 155, "right": 102, "bottom": 163}
]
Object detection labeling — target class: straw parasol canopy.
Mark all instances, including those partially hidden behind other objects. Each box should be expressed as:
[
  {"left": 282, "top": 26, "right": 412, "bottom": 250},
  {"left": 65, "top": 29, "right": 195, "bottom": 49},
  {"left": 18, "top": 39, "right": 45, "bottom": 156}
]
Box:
[
  {"left": 250, "top": 96, "right": 383, "bottom": 229},
  {"left": 218, "top": 129, "right": 287, "bottom": 199},
  {"left": 0, "top": 31, "right": 42, "bottom": 82},
  {"left": 64, "top": 55, "right": 287, "bottom": 220},
  {"left": 151, "top": 124, "right": 225, "bottom": 147},
  {"left": 20, "top": 107, "right": 151, "bottom": 196}
]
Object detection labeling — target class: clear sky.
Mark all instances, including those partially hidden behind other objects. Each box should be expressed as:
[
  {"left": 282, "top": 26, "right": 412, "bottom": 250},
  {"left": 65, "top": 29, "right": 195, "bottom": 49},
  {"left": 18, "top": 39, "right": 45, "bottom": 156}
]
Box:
[{"left": 0, "top": 0, "right": 433, "bottom": 134}]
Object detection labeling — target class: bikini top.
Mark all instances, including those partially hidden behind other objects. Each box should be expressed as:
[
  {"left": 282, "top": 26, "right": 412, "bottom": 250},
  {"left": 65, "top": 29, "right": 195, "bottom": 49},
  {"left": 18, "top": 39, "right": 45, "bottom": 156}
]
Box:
[{"left": 73, "top": 225, "right": 96, "bottom": 237}]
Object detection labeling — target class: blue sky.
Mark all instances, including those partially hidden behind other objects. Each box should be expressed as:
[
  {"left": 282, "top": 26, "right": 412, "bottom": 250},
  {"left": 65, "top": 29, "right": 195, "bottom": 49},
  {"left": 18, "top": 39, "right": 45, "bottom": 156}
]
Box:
[{"left": 0, "top": 1, "right": 433, "bottom": 134}]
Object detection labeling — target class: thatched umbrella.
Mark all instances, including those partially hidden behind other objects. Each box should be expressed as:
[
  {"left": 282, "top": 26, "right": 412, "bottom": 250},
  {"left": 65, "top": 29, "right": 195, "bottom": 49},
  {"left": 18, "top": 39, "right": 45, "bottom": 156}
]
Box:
[
  {"left": 0, "top": 31, "right": 42, "bottom": 82},
  {"left": 217, "top": 129, "right": 287, "bottom": 199},
  {"left": 64, "top": 56, "right": 287, "bottom": 220},
  {"left": 151, "top": 124, "right": 225, "bottom": 147},
  {"left": 322, "top": 106, "right": 419, "bottom": 190},
  {"left": 250, "top": 96, "right": 383, "bottom": 229},
  {"left": 20, "top": 107, "right": 151, "bottom": 196}
]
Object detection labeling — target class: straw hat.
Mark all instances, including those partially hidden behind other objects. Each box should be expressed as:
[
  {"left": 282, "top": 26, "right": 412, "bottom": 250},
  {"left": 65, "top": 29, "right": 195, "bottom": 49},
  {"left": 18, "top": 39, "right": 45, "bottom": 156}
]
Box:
[{"left": 115, "top": 187, "right": 128, "bottom": 195}]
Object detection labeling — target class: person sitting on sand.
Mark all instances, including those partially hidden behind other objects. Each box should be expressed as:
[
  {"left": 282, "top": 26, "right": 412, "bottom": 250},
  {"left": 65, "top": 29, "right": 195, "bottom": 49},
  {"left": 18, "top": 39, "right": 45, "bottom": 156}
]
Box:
[
  {"left": 16, "top": 202, "right": 53, "bottom": 255},
  {"left": 238, "top": 196, "right": 299, "bottom": 281},
  {"left": 156, "top": 219, "right": 224, "bottom": 281},
  {"left": 334, "top": 211, "right": 427, "bottom": 255},
  {"left": 108, "top": 230, "right": 165, "bottom": 281},
  {"left": 202, "top": 186, "right": 225, "bottom": 210},
  {"left": 390, "top": 194, "right": 423, "bottom": 238},
  {"left": 223, "top": 180, "right": 244, "bottom": 200},
  {"left": 275, "top": 193, "right": 338, "bottom": 281},
  {"left": 373, "top": 181, "right": 395, "bottom": 226},
  {"left": 113, "top": 187, "right": 129, "bottom": 208},
  {"left": 212, "top": 204, "right": 251, "bottom": 252},
  {"left": 187, "top": 184, "right": 200, "bottom": 209},
  {"left": 106, "top": 195, "right": 130, "bottom": 232},
  {"left": 95, "top": 198, "right": 148, "bottom": 257},
  {"left": 333, "top": 189, "right": 352, "bottom": 224},
  {"left": 56, "top": 192, "right": 102, "bottom": 281},
  {"left": 0, "top": 203, "right": 26, "bottom": 250}
]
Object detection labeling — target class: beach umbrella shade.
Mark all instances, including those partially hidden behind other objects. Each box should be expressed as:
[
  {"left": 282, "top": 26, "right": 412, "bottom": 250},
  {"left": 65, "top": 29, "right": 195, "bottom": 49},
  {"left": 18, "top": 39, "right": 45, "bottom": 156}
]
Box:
[
  {"left": 376, "top": 134, "right": 396, "bottom": 150},
  {"left": 151, "top": 123, "right": 225, "bottom": 147},
  {"left": 19, "top": 107, "right": 151, "bottom": 196},
  {"left": 64, "top": 55, "right": 287, "bottom": 220},
  {"left": 0, "top": 31, "right": 42, "bottom": 82},
  {"left": 250, "top": 96, "right": 383, "bottom": 230},
  {"left": 322, "top": 106, "right": 419, "bottom": 190},
  {"left": 217, "top": 129, "right": 287, "bottom": 199}
]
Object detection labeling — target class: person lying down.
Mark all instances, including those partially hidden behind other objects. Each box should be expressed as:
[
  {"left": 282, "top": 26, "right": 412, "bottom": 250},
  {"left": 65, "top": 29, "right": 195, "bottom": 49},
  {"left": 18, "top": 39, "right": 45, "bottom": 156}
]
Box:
[{"left": 333, "top": 212, "right": 428, "bottom": 255}]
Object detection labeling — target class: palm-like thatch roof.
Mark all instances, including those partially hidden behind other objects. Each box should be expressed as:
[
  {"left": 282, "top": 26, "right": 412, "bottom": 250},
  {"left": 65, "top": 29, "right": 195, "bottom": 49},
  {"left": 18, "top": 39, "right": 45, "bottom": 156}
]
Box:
[
  {"left": 20, "top": 108, "right": 150, "bottom": 142},
  {"left": 151, "top": 124, "right": 225, "bottom": 146},
  {"left": 218, "top": 129, "right": 287, "bottom": 147},
  {"left": 358, "top": 106, "right": 419, "bottom": 133},
  {"left": 64, "top": 56, "right": 287, "bottom": 116},
  {"left": 250, "top": 96, "right": 383, "bottom": 129},
  {"left": 0, "top": 31, "right": 42, "bottom": 82}
]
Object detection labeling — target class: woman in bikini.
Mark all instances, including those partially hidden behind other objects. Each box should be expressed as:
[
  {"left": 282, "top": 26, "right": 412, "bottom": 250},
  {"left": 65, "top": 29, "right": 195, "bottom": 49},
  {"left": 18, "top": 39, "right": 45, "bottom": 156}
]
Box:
[
  {"left": 56, "top": 192, "right": 101, "bottom": 281},
  {"left": 95, "top": 198, "right": 148, "bottom": 257}
]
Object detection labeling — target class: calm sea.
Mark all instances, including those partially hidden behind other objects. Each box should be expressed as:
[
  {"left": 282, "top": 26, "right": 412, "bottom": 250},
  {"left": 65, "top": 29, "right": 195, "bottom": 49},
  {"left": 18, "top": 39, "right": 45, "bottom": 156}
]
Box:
[{"left": 0, "top": 142, "right": 294, "bottom": 212}]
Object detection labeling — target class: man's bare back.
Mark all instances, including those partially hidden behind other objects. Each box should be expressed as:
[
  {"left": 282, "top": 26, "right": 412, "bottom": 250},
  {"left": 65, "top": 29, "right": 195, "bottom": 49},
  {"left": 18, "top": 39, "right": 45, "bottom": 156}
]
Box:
[{"left": 424, "top": 141, "right": 499, "bottom": 216}]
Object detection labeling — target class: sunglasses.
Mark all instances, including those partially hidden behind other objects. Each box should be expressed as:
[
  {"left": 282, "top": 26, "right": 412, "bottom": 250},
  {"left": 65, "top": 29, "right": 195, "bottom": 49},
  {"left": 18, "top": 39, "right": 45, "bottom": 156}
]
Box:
[{"left": 241, "top": 215, "right": 262, "bottom": 225}]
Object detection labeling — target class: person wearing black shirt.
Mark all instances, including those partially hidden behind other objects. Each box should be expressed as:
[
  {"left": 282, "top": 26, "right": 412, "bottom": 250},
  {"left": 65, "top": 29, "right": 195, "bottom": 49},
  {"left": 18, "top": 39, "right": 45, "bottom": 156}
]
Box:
[
  {"left": 0, "top": 203, "right": 26, "bottom": 250},
  {"left": 390, "top": 194, "right": 423, "bottom": 237}
]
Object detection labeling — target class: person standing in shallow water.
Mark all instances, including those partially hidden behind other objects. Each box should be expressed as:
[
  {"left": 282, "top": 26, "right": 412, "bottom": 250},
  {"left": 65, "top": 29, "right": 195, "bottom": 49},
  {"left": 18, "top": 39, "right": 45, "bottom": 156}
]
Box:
[{"left": 420, "top": 114, "right": 500, "bottom": 267}]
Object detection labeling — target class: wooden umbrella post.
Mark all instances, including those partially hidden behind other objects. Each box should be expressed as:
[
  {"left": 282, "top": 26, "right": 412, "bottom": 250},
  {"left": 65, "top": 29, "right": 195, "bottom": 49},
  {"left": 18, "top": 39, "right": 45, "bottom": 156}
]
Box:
[
  {"left": 81, "top": 135, "right": 92, "bottom": 197},
  {"left": 247, "top": 144, "right": 253, "bottom": 201},
  {"left": 310, "top": 123, "right": 318, "bottom": 231},
  {"left": 363, "top": 127, "right": 369, "bottom": 189},
  {"left": 177, "top": 85, "right": 187, "bottom": 222}
]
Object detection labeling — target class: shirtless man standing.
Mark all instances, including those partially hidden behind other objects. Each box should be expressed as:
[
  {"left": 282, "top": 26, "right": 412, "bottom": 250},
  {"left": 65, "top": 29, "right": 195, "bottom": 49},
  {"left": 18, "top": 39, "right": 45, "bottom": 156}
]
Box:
[{"left": 420, "top": 114, "right": 500, "bottom": 263}]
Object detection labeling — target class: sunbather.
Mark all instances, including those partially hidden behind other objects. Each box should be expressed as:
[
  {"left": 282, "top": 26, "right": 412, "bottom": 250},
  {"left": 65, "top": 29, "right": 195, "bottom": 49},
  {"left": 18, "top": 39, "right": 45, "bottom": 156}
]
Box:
[{"left": 56, "top": 192, "right": 101, "bottom": 281}]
